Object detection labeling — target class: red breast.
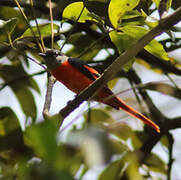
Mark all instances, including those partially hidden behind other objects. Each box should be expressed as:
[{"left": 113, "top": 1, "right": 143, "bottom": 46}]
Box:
[{"left": 51, "top": 61, "right": 94, "bottom": 94}]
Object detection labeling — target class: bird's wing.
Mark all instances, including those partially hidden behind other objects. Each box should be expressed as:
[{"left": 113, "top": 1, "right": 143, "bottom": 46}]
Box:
[{"left": 68, "top": 58, "right": 100, "bottom": 81}]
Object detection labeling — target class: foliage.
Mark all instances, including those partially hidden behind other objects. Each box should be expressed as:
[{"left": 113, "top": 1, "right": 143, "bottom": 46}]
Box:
[{"left": 0, "top": 0, "right": 181, "bottom": 179}]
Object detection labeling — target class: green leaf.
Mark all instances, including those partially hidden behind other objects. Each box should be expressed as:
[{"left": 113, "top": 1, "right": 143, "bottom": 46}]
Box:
[
  {"left": 25, "top": 120, "right": 58, "bottom": 161},
  {"left": 111, "top": 140, "right": 130, "bottom": 154},
  {"left": 152, "top": 0, "right": 161, "bottom": 7},
  {"left": 0, "top": 64, "right": 38, "bottom": 120},
  {"left": 121, "top": 10, "right": 146, "bottom": 26},
  {"left": 67, "top": 126, "right": 112, "bottom": 167},
  {"left": 0, "top": 17, "right": 17, "bottom": 34},
  {"left": 107, "top": 123, "right": 142, "bottom": 148},
  {"left": 0, "top": 109, "right": 24, "bottom": 152},
  {"left": 145, "top": 153, "right": 167, "bottom": 174},
  {"left": 121, "top": 25, "right": 169, "bottom": 60},
  {"left": 66, "top": 32, "right": 102, "bottom": 60},
  {"left": 107, "top": 78, "right": 120, "bottom": 89},
  {"left": 15, "top": 88, "right": 37, "bottom": 120},
  {"left": 160, "top": 135, "right": 169, "bottom": 149},
  {"left": 109, "top": 31, "right": 133, "bottom": 53},
  {"left": 0, "top": 107, "right": 20, "bottom": 136},
  {"left": 63, "top": 2, "right": 102, "bottom": 23},
  {"left": 108, "top": 0, "right": 140, "bottom": 28},
  {"left": 141, "top": 82, "right": 181, "bottom": 99},
  {"left": 21, "top": 23, "right": 59, "bottom": 38},
  {"left": 153, "top": 0, "right": 172, "bottom": 10},
  {"left": 85, "top": 0, "right": 109, "bottom": 20},
  {"left": 109, "top": 31, "right": 136, "bottom": 70},
  {"left": 122, "top": 152, "right": 143, "bottom": 180},
  {"left": 98, "top": 159, "right": 124, "bottom": 180},
  {"left": 0, "top": 128, "right": 24, "bottom": 152},
  {"left": 84, "top": 109, "right": 115, "bottom": 125}
]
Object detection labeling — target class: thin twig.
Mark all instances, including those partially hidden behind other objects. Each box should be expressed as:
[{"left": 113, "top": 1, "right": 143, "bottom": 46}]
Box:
[
  {"left": 165, "top": 73, "right": 180, "bottom": 89},
  {"left": 29, "top": 0, "right": 45, "bottom": 52},
  {"left": 25, "top": 55, "right": 47, "bottom": 70},
  {"left": 48, "top": 0, "right": 54, "bottom": 49},
  {"left": 167, "top": 133, "right": 174, "bottom": 180},
  {"left": 13, "top": 0, "right": 44, "bottom": 52}
]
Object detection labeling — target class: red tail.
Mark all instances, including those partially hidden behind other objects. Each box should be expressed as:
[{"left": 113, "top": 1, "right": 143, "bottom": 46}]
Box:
[{"left": 98, "top": 87, "right": 160, "bottom": 133}]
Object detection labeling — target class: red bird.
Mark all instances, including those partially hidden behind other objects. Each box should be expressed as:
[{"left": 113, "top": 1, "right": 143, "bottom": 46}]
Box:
[{"left": 40, "top": 49, "right": 160, "bottom": 133}]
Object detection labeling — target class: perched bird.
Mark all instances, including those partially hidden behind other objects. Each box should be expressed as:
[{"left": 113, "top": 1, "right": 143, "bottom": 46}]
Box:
[{"left": 40, "top": 49, "right": 160, "bottom": 133}]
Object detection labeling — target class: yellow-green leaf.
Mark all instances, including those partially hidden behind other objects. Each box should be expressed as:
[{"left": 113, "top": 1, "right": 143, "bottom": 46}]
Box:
[
  {"left": 21, "top": 23, "right": 59, "bottom": 38},
  {"left": 0, "top": 107, "right": 20, "bottom": 136},
  {"left": 121, "top": 25, "right": 169, "bottom": 60},
  {"left": 98, "top": 159, "right": 124, "bottom": 180},
  {"left": 25, "top": 120, "right": 58, "bottom": 161},
  {"left": 152, "top": 0, "right": 161, "bottom": 7},
  {"left": 63, "top": 2, "right": 101, "bottom": 23},
  {"left": 0, "top": 17, "right": 17, "bottom": 34},
  {"left": 109, "top": 31, "right": 136, "bottom": 70},
  {"left": 145, "top": 153, "right": 167, "bottom": 174},
  {"left": 108, "top": 0, "right": 140, "bottom": 28},
  {"left": 84, "top": 109, "right": 114, "bottom": 125}
]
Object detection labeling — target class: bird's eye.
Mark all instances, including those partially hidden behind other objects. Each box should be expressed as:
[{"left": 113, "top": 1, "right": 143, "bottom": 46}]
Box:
[{"left": 45, "top": 50, "right": 63, "bottom": 57}]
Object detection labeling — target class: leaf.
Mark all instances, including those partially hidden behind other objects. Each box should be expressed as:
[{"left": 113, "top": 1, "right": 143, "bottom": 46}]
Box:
[
  {"left": 108, "top": 0, "right": 140, "bottom": 28},
  {"left": 0, "top": 107, "right": 20, "bottom": 136},
  {"left": 111, "top": 140, "right": 130, "bottom": 154},
  {"left": 0, "top": 64, "right": 38, "bottom": 119},
  {"left": 85, "top": 0, "right": 109, "bottom": 20},
  {"left": 98, "top": 159, "right": 124, "bottom": 180},
  {"left": 160, "top": 135, "right": 169, "bottom": 149},
  {"left": 0, "top": 17, "right": 17, "bottom": 34},
  {"left": 152, "top": 0, "right": 161, "bottom": 7},
  {"left": 63, "top": 2, "right": 102, "bottom": 23},
  {"left": 21, "top": 23, "right": 59, "bottom": 38},
  {"left": 153, "top": 0, "right": 172, "bottom": 10},
  {"left": 141, "top": 82, "right": 181, "bottom": 99},
  {"left": 0, "top": 109, "right": 24, "bottom": 152},
  {"left": 109, "top": 31, "right": 136, "bottom": 70},
  {"left": 0, "top": 128, "right": 24, "bottom": 152},
  {"left": 67, "top": 126, "right": 112, "bottom": 167},
  {"left": 109, "top": 31, "right": 133, "bottom": 53},
  {"left": 15, "top": 88, "right": 37, "bottom": 120},
  {"left": 66, "top": 32, "right": 102, "bottom": 60},
  {"left": 107, "top": 78, "right": 120, "bottom": 89},
  {"left": 121, "top": 10, "right": 146, "bottom": 26},
  {"left": 84, "top": 109, "right": 115, "bottom": 125},
  {"left": 0, "top": 7, "right": 27, "bottom": 42},
  {"left": 145, "top": 153, "right": 167, "bottom": 174},
  {"left": 121, "top": 25, "right": 169, "bottom": 60},
  {"left": 25, "top": 120, "right": 59, "bottom": 161},
  {"left": 122, "top": 152, "right": 143, "bottom": 180},
  {"left": 107, "top": 123, "right": 142, "bottom": 148}
]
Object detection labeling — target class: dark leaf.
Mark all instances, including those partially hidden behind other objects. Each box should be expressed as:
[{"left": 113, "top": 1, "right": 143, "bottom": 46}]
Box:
[
  {"left": 0, "top": 107, "right": 20, "bottom": 136},
  {"left": 25, "top": 120, "right": 59, "bottom": 161},
  {"left": 141, "top": 82, "right": 181, "bottom": 99}
]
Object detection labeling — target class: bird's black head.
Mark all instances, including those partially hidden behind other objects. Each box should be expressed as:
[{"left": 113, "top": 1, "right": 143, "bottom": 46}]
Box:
[{"left": 39, "top": 49, "right": 68, "bottom": 71}]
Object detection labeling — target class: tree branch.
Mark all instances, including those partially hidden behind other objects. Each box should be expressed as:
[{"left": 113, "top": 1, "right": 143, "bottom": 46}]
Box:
[
  {"left": 167, "top": 133, "right": 174, "bottom": 180},
  {"left": 43, "top": 74, "right": 56, "bottom": 118},
  {"left": 59, "top": 7, "right": 181, "bottom": 120}
]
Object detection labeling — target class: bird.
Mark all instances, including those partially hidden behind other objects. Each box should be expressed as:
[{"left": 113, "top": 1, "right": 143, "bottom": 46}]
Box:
[{"left": 39, "top": 49, "right": 160, "bottom": 133}]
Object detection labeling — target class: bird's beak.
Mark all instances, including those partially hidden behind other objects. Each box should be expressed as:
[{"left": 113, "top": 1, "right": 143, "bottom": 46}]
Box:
[{"left": 39, "top": 53, "right": 46, "bottom": 57}]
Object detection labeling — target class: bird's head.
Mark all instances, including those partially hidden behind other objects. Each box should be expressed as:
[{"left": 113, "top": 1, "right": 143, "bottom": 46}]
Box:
[{"left": 39, "top": 49, "right": 68, "bottom": 71}]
